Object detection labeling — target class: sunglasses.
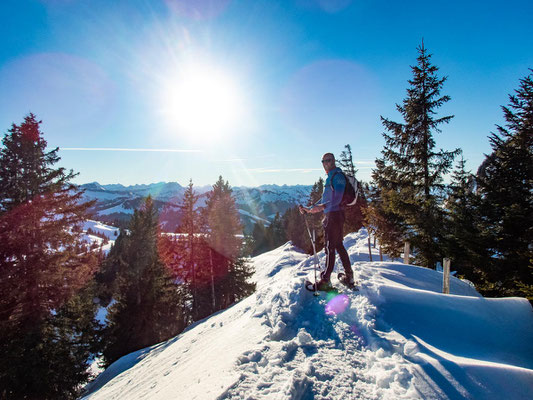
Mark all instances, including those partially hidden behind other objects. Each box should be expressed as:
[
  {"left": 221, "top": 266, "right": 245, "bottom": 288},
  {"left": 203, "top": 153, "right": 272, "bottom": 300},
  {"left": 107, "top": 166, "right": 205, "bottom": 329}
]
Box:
[{"left": 321, "top": 158, "right": 334, "bottom": 163}]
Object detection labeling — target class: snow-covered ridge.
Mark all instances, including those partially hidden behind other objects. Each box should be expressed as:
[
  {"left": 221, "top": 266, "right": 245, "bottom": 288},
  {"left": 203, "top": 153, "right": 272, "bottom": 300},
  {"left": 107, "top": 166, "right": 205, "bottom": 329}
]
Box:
[
  {"left": 81, "top": 181, "right": 185, "bottom": 198},
  {"left": 83, "top": 229, "right": 533, "bottom": 400},
  {"left": 79, "top": 181, "right": 313, "bottom": 232},
  {"left": 79, "top": 181, "right": 312, "bottom": 203}
]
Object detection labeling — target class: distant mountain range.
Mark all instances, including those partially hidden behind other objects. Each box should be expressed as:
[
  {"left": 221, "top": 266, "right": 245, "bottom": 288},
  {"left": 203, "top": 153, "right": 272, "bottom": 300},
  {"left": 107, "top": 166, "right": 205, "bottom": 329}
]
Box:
[{"left": 79, "top": 182, "right": 313, "bottom": 233}]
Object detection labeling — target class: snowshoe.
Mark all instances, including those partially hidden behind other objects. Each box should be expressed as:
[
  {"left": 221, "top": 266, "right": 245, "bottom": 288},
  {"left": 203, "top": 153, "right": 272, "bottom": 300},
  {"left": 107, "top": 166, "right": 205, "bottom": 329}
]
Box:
[
  {"left": 337, "top": 272, "right": 358, "bottom": 290},
  {"left": 305, "top": 279, "right": 338, "bottom": 295}
]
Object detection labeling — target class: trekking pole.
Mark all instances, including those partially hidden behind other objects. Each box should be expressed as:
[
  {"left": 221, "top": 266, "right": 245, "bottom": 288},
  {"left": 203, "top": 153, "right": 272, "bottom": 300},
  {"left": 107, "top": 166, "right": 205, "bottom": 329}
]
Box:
[{"left": 302, "top": 209, "right": 320, "bottom": 296}]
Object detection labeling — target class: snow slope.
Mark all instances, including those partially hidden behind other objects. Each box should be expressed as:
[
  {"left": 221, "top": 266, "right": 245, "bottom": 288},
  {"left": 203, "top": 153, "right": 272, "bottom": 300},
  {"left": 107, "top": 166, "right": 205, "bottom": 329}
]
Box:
[
  {"left": 83, "top": 229, "right": 533, "bottom": 400},
  {"left": 80, "top": 220, "right": 120, "bottom": 254},
  {"left": 82, "top": 220, "right": 121, "bottom": 239}
]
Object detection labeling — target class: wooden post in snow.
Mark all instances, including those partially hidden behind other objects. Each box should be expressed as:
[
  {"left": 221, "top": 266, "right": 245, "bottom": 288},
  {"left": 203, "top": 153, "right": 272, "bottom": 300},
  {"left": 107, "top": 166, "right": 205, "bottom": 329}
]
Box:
[
  {"left": 368, "top": 236, "right": 373, "bottom": 261},
  {"left": 403, "top": 242, "right": 410, "bottom": 264},
  {"left": 443, "top": 258, "right": 451, "bottom": 294},
  {"left": 379, "top": 246, "right": 383, "bottom": 261}
]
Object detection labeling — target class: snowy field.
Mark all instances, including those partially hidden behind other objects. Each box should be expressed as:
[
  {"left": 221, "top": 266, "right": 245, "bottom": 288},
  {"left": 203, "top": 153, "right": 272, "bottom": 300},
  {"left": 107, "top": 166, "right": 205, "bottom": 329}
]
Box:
[
  {"left": 82, "top": 229, "right": 533, "bottom": 400},
  {"left": 82, "top": 220, "right": 120, "bottom": 240},
  {"left": 80, "top": 220, "right": 119, "bottom": 254}
]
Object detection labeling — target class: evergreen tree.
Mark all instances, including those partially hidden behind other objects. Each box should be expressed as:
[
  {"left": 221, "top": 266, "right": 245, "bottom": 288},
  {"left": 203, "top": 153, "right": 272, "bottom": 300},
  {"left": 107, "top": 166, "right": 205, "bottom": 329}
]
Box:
[
  {"left": 282, "top": 178, "right": 324, "bottom": 254},
  {"left": 225, "top": 256, "right": 256, "bottom": 305},
  {"left": 444, "top": 156, "right": 487, "bottom": 281},
  {"left": 102, "top": 197, "right": 186, "bottom": 366},
  {"left": 338, "top": 144, "right": 366, "bottom": 234},
  {"left": 267, "top": 212, "right": 287, "bottom": 249},
  {"left": 1, "top": 283, "right": 102, "bottom": 400},
  {"left": 203, "top": 176, "right": 255, "bottom": 311},
  {"left": 242, "top": 232, "right": 255, "bottom": 257},
  {"left": 251, "top": 221, "right": 269, "bottom": 256},
  {"left": 282, "top": 205, "right": 309, "bottom": 252},
  {"left": 371, "top": 43, "right": 460, "bottom": 267},
  {"left": 476, "top": 70, "right": 533, "bottom": 298},
  {"left": 338, "top": 144, "right": 358, "bottom": 177},
  {"left": 364, "top": 182, "right": 404, "bottom": 259},
  {"left": 248, "top": 213, "right": 288, "bottom": 256},
  {"left": 95, "top": 228, "right": 129, "bottom": 305},
  {"left": 172, "top": 179, "right": 216, "bottom": 321},
  {"left": 157, "top": 233, "right": 195, "bottom": 322},
  {"left": 177, "top": 180, "right": 202, "bottom": 319},
  {"left": 0, "top": 113, "right": 77, "bottom": 211},
  {"left": 193, "top": 235, "right": 219, "bottom": 320},
  {"left": 0, "top": 114, "right": 100, "bottom": 399},
  {"left": 178, "top": 179, "right": 200, "bottom": 235}
]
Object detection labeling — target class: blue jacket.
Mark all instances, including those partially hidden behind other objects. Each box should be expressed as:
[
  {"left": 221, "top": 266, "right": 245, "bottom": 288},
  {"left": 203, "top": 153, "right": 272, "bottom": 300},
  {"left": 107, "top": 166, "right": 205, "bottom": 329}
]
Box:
[{"left": 315, "top": 167, "right": 345, "bottom": 214}]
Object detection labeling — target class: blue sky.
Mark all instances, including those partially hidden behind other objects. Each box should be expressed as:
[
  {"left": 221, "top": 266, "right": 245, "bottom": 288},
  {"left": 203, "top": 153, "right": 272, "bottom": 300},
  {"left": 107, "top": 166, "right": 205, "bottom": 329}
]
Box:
[{"left": 0, "top": 0, "right": 532, "bottom": 187}]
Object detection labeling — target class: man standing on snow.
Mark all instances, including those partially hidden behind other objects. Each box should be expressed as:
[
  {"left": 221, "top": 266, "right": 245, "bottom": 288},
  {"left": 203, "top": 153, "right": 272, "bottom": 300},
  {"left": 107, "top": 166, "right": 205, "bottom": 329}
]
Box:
[{"left": 299, "top": 153, "right": 355, "bottom": 290}]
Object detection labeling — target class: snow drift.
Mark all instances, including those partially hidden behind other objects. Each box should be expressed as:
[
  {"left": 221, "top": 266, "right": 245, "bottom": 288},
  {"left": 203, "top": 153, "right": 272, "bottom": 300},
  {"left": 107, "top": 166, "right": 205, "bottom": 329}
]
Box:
[{"left": 83, "top": 229, "right": 533, "bottom": 400}]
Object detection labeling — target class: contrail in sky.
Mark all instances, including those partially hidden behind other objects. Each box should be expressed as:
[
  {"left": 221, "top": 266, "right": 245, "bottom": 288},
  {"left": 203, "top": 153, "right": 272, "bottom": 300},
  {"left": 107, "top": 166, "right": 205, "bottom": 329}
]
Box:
[
  {"left": 60, "top": 148, "right": 202, "bottom": 153},
  {"left": 246, "top": 168, "right": 322, "bottom": 173}
]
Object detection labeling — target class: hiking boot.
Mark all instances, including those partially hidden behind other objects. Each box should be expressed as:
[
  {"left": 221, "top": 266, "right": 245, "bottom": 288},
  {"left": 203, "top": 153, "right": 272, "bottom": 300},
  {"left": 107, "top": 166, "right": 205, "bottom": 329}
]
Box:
[
  {"left": 338, "top": 272, "right": 356, "bottom": 288},
  {"left": 320, "top": 270, "right": 326, "bottom": 280},
  {"left": 345, "top": 274, "right": 355, "bottom": 285},
  {"left": 315, "top": 278, "right": 333, "bottom": 291}
]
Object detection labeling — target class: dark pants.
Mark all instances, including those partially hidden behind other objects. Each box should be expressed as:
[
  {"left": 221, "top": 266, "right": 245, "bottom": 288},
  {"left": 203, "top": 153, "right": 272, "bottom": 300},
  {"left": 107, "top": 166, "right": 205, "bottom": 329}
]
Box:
[{"left": 322, "top": 210, "right": 352, "bottom": 281}]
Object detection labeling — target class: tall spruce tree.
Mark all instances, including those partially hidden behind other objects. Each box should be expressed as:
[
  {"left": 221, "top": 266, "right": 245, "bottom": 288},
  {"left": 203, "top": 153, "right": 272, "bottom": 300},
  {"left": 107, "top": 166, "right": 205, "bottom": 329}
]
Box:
[
  {"left": 475, "top": 70, "right": 533, "bottom": 298},
  {"left": 177, "top": 180, "right": 202, "bottom": 318},
  {"left": 0, "top": 114, "right": 100, "bottom": 399},
  {"left": 249, "top": 213, "right": 287, "bottom": 256},
  {"left": 338, "top": 144, "right": 358, "bottom": 177},
  {"left": 95, "top": 228, "right": 129, "bottom": 305},
  {"left": 173, "top": 179, "right": 215, "bottom": 321},
  {"left": 364, "top": 182, "right": 405, "bottom": 259},
  {"left": 267, "top": 212, "right": 286, "bottom": 249},
  {"left": 204, "top": 176, "right": 255, "bottom": 312},
  {"left": 371, "top": 43, "right": 460, "bottom": 267},
  {"left": 0, "top": 113, "right": 77, "bottom": 211},
  {"left": 250, "top": 221, "right": 269, "bottom": 256},
  {"left": 157, "top": 233, "right": 195, "bottom": 323},
  {"left": 178, "top": 180, "right": 200, "bottom": 235},
  {"left": 102, "top": 197, "right": 186, "bottom": 366},
  {"left": 338, "top": 144, "right": 366, "bottom": 234}
]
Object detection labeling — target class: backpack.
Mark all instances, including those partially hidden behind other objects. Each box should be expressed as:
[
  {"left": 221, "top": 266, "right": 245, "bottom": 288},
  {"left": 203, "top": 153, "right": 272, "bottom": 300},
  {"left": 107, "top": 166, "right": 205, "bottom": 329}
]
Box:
[{"left": 331, "top": 170, "right": 359, "bottom": 208}]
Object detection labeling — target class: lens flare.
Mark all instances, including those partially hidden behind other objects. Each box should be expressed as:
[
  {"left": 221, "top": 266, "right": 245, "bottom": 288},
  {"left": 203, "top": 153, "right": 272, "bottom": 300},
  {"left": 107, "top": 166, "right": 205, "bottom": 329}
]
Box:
[{"left": 325, "top": 294, "right": 350, "bottom": 316}]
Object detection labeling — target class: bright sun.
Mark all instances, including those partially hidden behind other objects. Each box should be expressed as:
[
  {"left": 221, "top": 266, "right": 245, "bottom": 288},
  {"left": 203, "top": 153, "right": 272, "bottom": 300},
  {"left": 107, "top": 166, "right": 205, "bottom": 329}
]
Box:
[{"left": 160, "top": 63, "right": 244, "bottom": 141}]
